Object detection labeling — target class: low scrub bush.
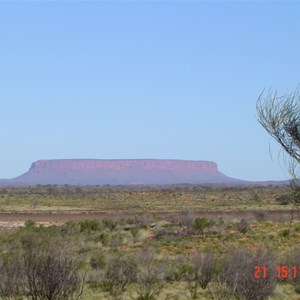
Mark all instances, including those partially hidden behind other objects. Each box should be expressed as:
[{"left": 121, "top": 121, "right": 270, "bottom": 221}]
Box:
[
  {"left": 220, "top": 247, "right": 278, "bottom": 300},
  {"left": 253, "top": 210, "right": 267, "bottom": 221},
  {"left": 102, "top": 254, "right": 137, "bottom": 300},
  {"left": 102, "top": 218, "right": 116, "bottom": 231},
  {"left": 185, "top": 251, "right": 216, "bottom": 299},
  {"left": 90, "top": 252, "right": 106, "bottom": 270},
  {"left": 79, "top": 220, "right": 103, "bottom": 233},
  {"left": 275, "top": 194, "right": 291, "bottom": 205},
  {"left": 192, "top": 217, "right": 215, "bottom": 236},
  {"left": 280, "top": 229, "right": 290, "bottom": 237},
  {"left": 237, "top": 218, "right": 250, "bottom": 234},
  {"left": 136, "top": 247, "right": 167, "bottom": 300}
]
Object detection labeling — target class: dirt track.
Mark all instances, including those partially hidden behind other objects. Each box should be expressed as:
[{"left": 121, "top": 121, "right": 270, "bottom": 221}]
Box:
[{"left": 0, "top": 209, "right": 298, "bottom": 231}]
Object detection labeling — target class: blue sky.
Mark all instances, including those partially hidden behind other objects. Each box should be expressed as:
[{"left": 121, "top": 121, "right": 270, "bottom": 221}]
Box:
[{"left": 1, "top": 1, "right": 299, "bottom": 181}]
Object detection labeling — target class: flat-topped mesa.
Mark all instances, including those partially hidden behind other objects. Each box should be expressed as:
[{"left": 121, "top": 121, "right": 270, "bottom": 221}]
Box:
[
  {"left": 30, "top": 159, "right": 218, "bottom": 171},
  {"left": 5, "top": 158, "right": 245, "bottom": 185}
]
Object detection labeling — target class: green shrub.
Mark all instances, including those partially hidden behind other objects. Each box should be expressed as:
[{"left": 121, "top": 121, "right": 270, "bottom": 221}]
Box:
[
  {"left": 108, "top": 233, "right": 124, "bottom": 247},
  {"left": 103, "top": 254, "right": 137, "bottom": 298},
  {"left": 98, "top": 280, "right": 112, "bottom": 292},
  {"left": 129, "top": 226, "right": 139, "bottom": 238},
  {"left": 280, "top": 229, "right": 290, "bottom": 237},
  {"left": 65, "top": 220, "right": 79, "bottom": 230},
  {"left": 275, "top": 194, "right": 291, "bottom": 205},
  {"left": 172, "top": 260, "right": 193, "bottom": 281},
  {"left": 102, "top": 218, "right": 116, "bottom": 231},
  {"left": 100, "top": 232, "right": 109, "bottom": 246},
  {"left": 24, "top": 219, "right": 36, "bottom": 229},
  {"left": 192, "top": 217, "right": 215, "bottom": 235},
  {"left": 294, "top": 223, "right": 300, "bottom": 232},
  {"left": 90, "top": 252, "right": 106, "bottom": 270},
  {"left": 79, "top": 220, "right": 103, "bottom": 233}
]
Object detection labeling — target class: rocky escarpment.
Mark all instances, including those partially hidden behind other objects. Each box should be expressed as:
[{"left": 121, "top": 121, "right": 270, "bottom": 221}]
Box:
[
  {"left": 4, "top": 159, "right": 243, "bottom": 185},
  {"left": 29, "top": 159, "right": 218, "bottom": 171}
]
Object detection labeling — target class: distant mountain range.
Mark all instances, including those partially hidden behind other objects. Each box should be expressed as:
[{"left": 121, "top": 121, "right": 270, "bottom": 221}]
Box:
[{"left": 0, "top": 159, "right": 251, "bottom": 186}]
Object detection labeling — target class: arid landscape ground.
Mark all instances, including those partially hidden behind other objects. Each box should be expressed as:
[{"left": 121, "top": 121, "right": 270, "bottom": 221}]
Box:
[
  {"left": 0, "top": 209, "right": 298, "bottom": 232},
  {"left": 0, "top": 183, "right": 294, "bottom": 230},
  {"left": 0, "top": 184, "right": 300, "bottom": 299}
]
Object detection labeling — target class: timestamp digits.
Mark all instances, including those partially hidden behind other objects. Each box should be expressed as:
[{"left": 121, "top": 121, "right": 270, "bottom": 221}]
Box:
[{"left": 255, "top": 265, "right": 299, "bottom": 279}]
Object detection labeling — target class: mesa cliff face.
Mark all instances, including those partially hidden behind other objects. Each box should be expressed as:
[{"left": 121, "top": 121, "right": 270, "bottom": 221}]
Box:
[
  {"left": 29, "top": 159, "right": 218, "bottom": 171},
  {"left": 5, "top": 159, "right": 243, "bottom": 185}
]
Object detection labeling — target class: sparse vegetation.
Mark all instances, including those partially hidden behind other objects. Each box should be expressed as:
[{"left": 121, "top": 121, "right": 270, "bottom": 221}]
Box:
[
  {"left": 0, "top": 184, "right": 299, "bottom": 299},
  {"left": 0, "top": 184, "right": 291, "bottom": 212}
]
